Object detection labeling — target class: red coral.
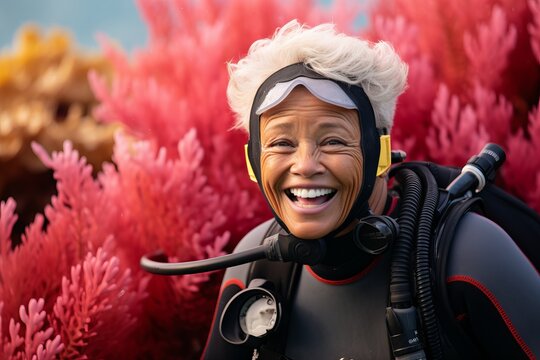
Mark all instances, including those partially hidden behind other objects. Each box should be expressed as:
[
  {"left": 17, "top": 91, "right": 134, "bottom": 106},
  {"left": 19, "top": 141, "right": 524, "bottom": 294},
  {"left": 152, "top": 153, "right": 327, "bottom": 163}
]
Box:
[
  {"left": 472, "top": 85, "right": 514, "bottom": 145},
  {"left": 426, "top": 84, "right": 490, "bottom": 166},
  {"left": 97, "top": 131, "right": 238, "bottom": 356},
  {"left": 368, "top": 16, "right": 437, "bottom": 158},
  {"left": 1, "top": 142, "right": 147, "bottom": 358},
  {"left": 529, "top": 0, "right": 540, "bottom": 63},
  {"left": 0, "top": 298, "right": 63, "bottom": 359},
  {"left": 0, "top": 143, "right": 114, "bottom": 325},
  {"left": 505, "top": 100, "right": 540, "bottom": 210},
  {"left": 51, "top": 248, "right": 146, "bottom": 359},
  {"left": 369, "top": 0, "right": 540, "bottom": 210},
  {"left": 89, "top": 0, "right": 362, "bottom": 245},
  {"left": 0, "top": 199, "right": 17, "bottom": 258},
  {"left": 3, "top": 0, "right": 540, "bottom": 359},
  {"left": 463, "top": 6, "right": 517, "bottom": 89}
]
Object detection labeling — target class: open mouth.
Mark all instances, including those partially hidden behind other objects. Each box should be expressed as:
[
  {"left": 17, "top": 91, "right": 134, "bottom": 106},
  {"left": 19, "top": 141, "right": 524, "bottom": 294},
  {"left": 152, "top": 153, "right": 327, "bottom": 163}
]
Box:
[{"left": 285, "top": 188, "right": 337, "bottom": 206}]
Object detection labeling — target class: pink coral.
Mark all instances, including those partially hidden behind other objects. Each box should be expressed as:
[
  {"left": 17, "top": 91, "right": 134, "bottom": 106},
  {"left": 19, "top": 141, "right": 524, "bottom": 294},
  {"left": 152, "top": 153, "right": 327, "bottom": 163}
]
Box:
[
  {"left": 0, "top": 142, "right": 146, "bottom": 358},
  {"left": 529, "top": 0, "right": 540, "bottom": 63},
  {"left": 3, "top": 0, "right": 540, "bottom": 359},
  {"left": 426, "top": 84, "right": 490, "bottom": 166},
  {"left": 506, "top": 100, "right": 540, "bottom": 209},
  {"left": 0, "top": 199, "right": 17, "bottom": 258},
  {"left": 369, "top": 0, "right": 540, "bottom": 212},
  {"left": 0, "top": 142, "right": 114, "bottom": 325},
  {"left": 2, "top": 2, "right": 363, "bottom": 358},
  {"left": 463, "top": 6, "right": 517, "bottom": 89},
  {"left": 369, "top": 15, "right": 437, "bottom": 159},
  {"left": 0, "top": 298, "right": 63, "bottom": 360},
  {"left": 89, "top": 0, "right": 365, "bottom": 244},
  {"left": 52, "top": 248, "right": 146, "bottom": 359}
]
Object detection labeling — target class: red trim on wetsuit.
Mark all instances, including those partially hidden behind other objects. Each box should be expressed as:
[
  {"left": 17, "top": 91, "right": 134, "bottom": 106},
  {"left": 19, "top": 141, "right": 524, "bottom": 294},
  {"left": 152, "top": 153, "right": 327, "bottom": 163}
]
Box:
[
  {"left": 447, "top": 275, "right": 534, "bottom": 360},
  {"left": 201, "top": 278, "right": 245, "bottom": 359},
  {"left": 306, "top": 256, "right": 383, "bottom": 286},
  {"left": 220, "top": 278, "right": 245, "bottom": 292}
]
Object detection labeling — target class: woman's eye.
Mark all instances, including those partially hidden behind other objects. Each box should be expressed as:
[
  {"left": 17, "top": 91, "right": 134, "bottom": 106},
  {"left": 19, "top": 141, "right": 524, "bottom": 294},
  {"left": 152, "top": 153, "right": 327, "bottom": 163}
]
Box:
[
  {"left": 323, "top": 139, "right": 346, "bottom": 146},
  {"left": 272, "top": 140, "right": 293, "bottom": 147}
]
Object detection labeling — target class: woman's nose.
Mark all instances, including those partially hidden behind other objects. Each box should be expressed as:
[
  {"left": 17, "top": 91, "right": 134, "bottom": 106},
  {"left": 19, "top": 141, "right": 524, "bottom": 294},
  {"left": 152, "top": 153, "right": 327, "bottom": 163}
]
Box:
[{"left": 290, "top": 144, "right": 324, "bottom": 177}]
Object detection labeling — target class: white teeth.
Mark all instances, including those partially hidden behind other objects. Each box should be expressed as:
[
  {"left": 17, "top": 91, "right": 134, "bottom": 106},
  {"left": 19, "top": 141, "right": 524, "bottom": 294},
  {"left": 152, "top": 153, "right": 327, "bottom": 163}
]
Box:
[{"left": 289, "top": 188, "right": 335, "bottom": 199}]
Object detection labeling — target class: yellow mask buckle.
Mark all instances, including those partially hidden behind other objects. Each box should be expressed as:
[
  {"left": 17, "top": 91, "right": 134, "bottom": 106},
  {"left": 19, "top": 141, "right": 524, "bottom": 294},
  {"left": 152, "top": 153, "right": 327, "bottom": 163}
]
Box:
[
  {"left": 244, "top": 144, "right": 258, "bottom": 182},
  {"left": 377, "top": 135, "right": 392, "bottom": 177}
]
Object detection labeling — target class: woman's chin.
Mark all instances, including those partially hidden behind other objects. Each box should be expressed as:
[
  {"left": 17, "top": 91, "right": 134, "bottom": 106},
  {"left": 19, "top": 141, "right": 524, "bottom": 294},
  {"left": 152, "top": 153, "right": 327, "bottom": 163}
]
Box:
[{"left": 287, "top": 221, "right": 336, "bottom": 240}]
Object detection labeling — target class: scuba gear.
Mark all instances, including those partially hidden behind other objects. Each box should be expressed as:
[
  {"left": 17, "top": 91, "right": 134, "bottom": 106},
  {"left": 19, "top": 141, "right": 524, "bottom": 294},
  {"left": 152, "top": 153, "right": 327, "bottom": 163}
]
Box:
[
  {"left": 445, "top": 143, "right": 506, "bottom": 200},
  {"left": 385, "top": 143, "right": 507, "bottom": 359},
  {"left": 220, "top": 279, "right": 281, "bottom": 345},
  {"left": 254, "top": 76, "right": 358, "bottom": 114},
  {"left": 141, "top": 143, "right": 540, "bottom": 359},
  {"left": 140, "top": 214, "right": 398, "bottom": 275},
  {"left": 353, "top": 215, "right": 398, "bottom": 255}
]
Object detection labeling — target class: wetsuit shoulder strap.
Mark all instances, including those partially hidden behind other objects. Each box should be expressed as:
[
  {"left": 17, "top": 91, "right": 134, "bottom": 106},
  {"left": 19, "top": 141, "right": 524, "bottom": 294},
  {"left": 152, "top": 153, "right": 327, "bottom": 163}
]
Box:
[
  {"left": 247, "top": 220, "right": 301, "bottom": 360},
  {"left": 433, "top": 196, "right": 484, "bottom": 358}
]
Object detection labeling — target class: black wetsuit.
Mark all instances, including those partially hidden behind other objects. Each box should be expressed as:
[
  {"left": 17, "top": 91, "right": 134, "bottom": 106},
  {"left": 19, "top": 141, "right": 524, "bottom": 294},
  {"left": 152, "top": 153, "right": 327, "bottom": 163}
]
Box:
[{"left": 203, "top": 207, "right": 540, "bottom": 359}]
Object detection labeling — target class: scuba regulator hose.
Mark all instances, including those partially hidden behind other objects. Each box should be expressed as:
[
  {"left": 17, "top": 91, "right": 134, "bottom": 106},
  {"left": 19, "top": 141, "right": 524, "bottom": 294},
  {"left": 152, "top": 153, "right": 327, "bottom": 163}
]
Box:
[
  {"left": 386, "top": 167, "right": 429, "bottom": 359},
  {"left": 141, "top": 214, "right": 398, "bottom": 275},
  {"left": 140, "top": 233, "right": 327, "bottom": 275},
  {"left": 141, "top": 217, "right": 398, "bottom": 275}
]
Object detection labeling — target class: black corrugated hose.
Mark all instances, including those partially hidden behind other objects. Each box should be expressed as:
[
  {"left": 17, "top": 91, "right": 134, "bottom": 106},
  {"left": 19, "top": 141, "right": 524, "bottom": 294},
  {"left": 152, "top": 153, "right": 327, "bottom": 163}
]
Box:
[
  {"left": 389, "top": 167, "right": 422, "bottom": 306},
  {"left": 389, "top": 164, "right": 444, "bottom": 360},
  {"left": 412, "top": 165, "right": 443, "bottom": 359}
]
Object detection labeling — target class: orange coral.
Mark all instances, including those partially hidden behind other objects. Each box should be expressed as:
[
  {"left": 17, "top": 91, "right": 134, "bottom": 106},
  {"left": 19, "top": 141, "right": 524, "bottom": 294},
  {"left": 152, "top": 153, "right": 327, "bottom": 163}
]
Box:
[{"left": 0, "top": 26, "right": 118, "bottom": 244}]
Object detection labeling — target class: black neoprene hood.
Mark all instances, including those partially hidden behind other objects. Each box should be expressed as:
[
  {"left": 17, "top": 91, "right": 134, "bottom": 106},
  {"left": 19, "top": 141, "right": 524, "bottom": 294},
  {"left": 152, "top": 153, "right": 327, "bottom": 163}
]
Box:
[{"left": 247, "top": 62, "right": 382, "bottom": 238}]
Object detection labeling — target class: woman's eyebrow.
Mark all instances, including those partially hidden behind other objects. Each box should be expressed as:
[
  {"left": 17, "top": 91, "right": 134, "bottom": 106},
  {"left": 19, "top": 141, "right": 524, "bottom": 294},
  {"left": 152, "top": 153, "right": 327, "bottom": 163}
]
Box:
[
  {"left": 316, "top": 119, "right": 358, "bottom": 133},
  {"left": 318, "top": 121, "right": 346, "bottom": 130},
  {"left": 263, "top": 121, "right": 294, "bottom": 133}
]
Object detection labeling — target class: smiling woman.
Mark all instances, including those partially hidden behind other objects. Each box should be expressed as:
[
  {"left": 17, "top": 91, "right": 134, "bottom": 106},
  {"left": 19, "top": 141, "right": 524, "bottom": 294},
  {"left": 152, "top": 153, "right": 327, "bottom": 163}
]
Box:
[
  {"left": 201, "top": 18, "right": 540, "bottom": 360},
  {"left": 202, "top": 20, "right": 409, "bottom": 359},
  {"left": 259, "top": 87, "right": 364, "bottom": 239}
]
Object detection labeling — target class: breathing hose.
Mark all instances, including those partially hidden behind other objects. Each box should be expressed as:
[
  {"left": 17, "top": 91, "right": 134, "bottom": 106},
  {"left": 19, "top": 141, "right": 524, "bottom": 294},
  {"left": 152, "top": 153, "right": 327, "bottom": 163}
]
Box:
[
  {"left": 413, "top": 165, "right": 443, "bottom": 359},
  {"left": 386, "top": 167, "right": 427, "bottom": 359},
  {"left": 388, "top": 168, "right": 422, "bottom": 305},
  {"left": 386, "top": 164, "right": 444, "bottom": 360}
]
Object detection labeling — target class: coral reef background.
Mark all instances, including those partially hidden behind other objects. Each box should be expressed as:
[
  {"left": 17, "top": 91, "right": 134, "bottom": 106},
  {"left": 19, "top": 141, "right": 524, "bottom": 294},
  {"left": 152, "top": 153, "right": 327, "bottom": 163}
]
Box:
[{"left": 1, "top": 0, "right": 539, "bottom": 358}]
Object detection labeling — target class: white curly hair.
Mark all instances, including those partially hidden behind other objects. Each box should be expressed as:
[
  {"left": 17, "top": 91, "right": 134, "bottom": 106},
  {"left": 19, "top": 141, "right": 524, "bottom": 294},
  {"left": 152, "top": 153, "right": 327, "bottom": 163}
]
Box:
[{"left": 227, "top": 19, "right": 408, "bottom": 133}]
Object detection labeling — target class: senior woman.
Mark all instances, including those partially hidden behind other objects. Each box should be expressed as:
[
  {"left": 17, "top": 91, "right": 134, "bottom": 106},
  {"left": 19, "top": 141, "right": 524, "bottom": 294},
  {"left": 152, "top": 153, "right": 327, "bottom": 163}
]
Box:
[{"left": 203, "top": 20, "right": 539, "bottom": 360}]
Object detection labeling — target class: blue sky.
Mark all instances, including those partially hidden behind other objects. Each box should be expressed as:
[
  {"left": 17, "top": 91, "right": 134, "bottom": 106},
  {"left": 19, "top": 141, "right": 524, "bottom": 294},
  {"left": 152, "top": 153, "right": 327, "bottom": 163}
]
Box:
[
  {"left": 0, "top": 0, "right": 148, "bottom": 51},
  {"left": 0, "top": 0, "right": 364, "bottom": 52}
]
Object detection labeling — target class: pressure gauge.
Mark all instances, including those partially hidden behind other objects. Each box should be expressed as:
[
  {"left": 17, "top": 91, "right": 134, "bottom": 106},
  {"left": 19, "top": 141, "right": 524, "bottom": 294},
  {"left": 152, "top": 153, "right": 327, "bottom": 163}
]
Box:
[{"left": 220, "top": 279, "right": 281, "bottom": 346}]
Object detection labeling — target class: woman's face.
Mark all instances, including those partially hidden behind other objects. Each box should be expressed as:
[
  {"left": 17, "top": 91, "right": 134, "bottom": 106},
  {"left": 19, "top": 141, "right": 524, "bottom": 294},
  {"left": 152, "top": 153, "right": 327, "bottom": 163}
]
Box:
[{"left": 260, "top": 87, "right": 363, "bottom": 239}]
